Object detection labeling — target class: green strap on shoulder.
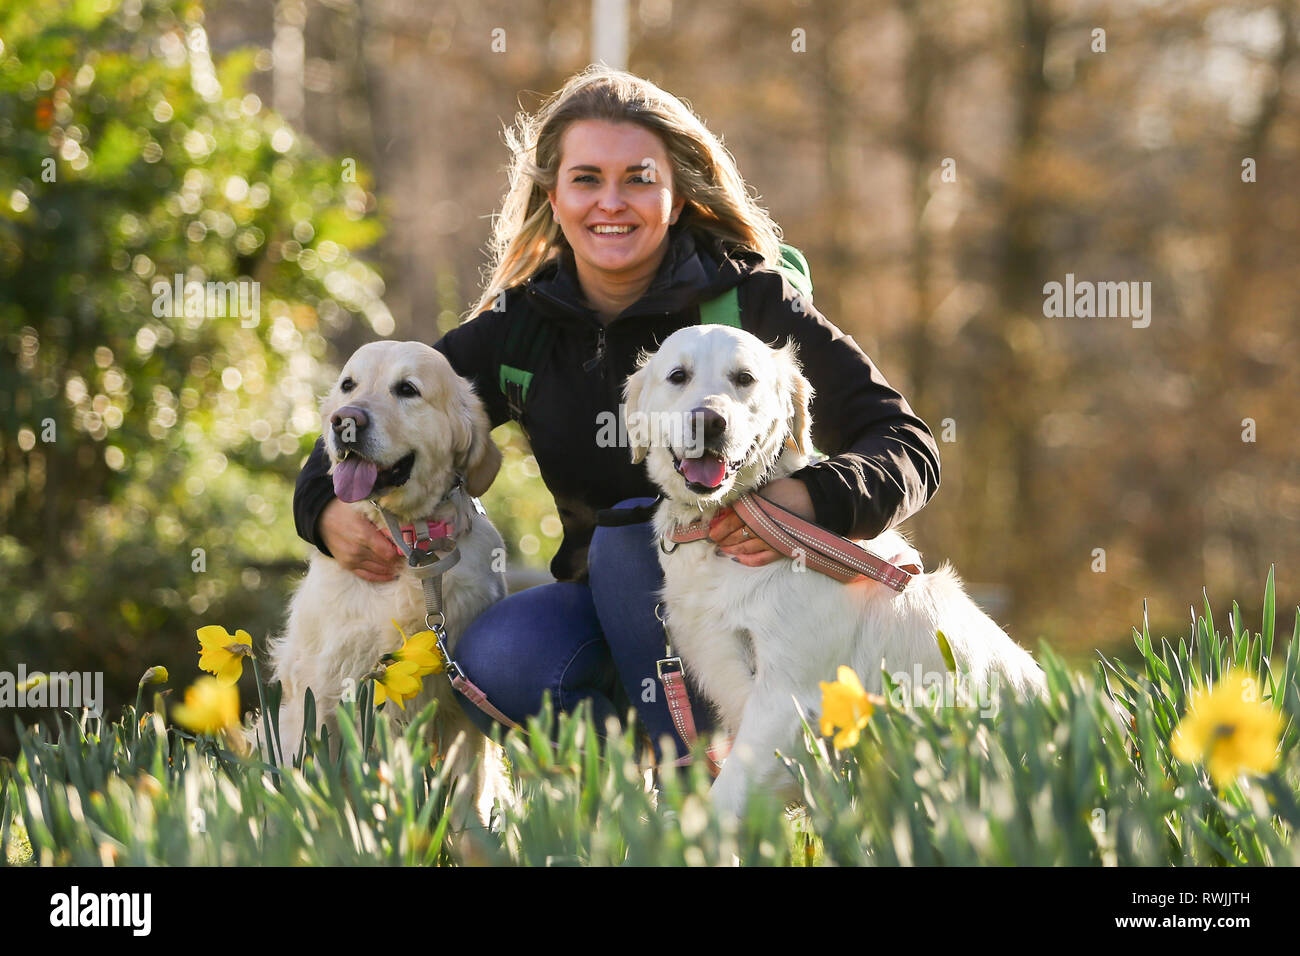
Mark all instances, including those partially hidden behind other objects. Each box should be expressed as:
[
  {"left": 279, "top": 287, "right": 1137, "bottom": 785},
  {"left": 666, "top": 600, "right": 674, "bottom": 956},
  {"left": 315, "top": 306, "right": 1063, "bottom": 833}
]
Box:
[
  {"left": 699, "top": 242, "right": 813, "bottom": 328},
  {"left": 699, "top": 286, "right": 741, "bottom": 328}
]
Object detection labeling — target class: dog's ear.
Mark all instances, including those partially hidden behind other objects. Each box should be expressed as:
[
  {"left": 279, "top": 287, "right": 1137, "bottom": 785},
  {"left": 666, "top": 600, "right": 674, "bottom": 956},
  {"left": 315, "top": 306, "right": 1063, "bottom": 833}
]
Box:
[
  {"left": 779, "top": 342, "right": 815, "bottom": 456},
  {"left": 622, "top": 349, "right": 654, "bottom": 465},
  {"left": 458, "top": 391, "right": 503, "bottom": 496}
]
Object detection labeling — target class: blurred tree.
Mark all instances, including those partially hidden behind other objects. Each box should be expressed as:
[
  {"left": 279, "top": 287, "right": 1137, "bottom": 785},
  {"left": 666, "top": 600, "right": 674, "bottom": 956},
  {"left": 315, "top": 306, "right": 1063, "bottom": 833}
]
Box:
[{"left": 0, "top": 0, "right": 388, "bottom": 750}]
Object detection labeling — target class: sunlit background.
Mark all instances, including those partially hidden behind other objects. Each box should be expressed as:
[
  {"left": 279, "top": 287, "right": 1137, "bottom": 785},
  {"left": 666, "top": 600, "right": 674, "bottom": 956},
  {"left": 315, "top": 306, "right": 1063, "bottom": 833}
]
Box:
[{"left": 2, "top": 0, "right": 1297, "bottom": 753}]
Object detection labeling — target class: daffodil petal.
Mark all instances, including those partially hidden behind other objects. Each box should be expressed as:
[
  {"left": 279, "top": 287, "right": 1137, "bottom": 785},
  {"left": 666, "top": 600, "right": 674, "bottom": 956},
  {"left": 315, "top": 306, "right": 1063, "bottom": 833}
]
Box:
[
  {"left": 216, "top": 655, "right": 244, "bottom": 687},
  {"left": 837, "top": 665, "right": 866, "bottom": 696}
]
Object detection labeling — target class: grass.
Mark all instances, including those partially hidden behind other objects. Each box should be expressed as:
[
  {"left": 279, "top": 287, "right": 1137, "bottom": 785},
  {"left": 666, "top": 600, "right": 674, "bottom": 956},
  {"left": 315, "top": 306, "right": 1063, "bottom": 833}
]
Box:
[{"left": 2, "top": 569, "right": 1297, "bottom": 866}]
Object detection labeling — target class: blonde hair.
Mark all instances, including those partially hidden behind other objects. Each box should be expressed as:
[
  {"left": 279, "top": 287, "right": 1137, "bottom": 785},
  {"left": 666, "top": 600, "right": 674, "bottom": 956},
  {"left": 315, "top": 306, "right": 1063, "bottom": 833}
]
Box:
[{"left": 466, "top": 65, "right": 783, "bottom": 319}]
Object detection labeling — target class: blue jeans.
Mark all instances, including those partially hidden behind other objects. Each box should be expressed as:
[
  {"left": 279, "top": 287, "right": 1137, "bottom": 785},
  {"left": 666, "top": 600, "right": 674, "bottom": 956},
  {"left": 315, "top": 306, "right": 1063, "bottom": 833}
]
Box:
[{"left": 450, "top": 497, "right": 715, "bottom": 758}]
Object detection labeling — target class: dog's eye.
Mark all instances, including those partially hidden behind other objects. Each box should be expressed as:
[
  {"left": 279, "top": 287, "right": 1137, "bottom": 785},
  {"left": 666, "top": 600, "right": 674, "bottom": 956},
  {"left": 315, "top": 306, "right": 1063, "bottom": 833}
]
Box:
[
  {"left": 340, "top": 377, "right": 356, "bottom": 393},
  {"left": 667, "top": 368, "right": 689, "bottom": 385},
  {"left": 733, "top": 370, "right": 756, "bottom": 387},
  {"left": 393, "top": 381, "right": 421, "bottom": 398}
]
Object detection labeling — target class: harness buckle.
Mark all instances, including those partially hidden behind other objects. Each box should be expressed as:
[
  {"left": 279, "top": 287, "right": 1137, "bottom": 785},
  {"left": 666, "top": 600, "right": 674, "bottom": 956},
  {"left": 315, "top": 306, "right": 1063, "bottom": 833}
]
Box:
[{"left": 408, "top": 549, "right": 437, "bottom": 569}]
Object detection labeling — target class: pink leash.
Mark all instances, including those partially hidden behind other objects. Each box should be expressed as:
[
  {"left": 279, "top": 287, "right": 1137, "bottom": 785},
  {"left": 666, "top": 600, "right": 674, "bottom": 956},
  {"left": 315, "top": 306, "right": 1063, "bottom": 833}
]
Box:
[
  {"left": 376, "top": 495, "right": 525, "bottom": 732},
  {"left": 666, "top": 491, "right": 922, "bottom": 589}
]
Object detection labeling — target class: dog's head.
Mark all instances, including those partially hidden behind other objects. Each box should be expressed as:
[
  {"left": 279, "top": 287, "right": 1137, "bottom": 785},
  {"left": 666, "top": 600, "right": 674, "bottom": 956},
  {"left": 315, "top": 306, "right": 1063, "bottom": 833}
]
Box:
[
  {"left": 321, "top": 340, "right": 502, "bottom": 517},
  {"left": 622, "top": 325, "right": 813, "bottom": 506}
]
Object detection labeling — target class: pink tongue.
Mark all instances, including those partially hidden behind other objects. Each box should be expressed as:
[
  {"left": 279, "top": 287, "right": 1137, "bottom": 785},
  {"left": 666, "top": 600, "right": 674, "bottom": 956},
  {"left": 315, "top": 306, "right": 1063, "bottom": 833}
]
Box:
[
  {"left": 332, "top": 458, "right": 379, "bottom": 502},
  {"left": 680, "top": 452, "right": 727, "bottom": 488}
]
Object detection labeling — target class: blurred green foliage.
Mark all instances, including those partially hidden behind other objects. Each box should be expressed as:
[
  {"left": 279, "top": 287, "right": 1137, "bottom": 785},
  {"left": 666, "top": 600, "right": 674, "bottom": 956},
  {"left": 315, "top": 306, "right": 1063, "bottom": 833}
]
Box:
[{"left": 0, "top": 0, "right": 398, "bottom": 751}]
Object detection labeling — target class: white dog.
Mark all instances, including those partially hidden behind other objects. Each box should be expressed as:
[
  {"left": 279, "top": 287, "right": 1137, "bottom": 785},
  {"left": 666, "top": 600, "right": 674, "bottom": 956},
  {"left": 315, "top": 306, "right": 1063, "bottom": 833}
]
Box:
[
  {"left": 261, "top": 340, "right": 511, "bottom": 830},
  {"left": 623, "top": 325, "right": 1046, "bottom": 818}
]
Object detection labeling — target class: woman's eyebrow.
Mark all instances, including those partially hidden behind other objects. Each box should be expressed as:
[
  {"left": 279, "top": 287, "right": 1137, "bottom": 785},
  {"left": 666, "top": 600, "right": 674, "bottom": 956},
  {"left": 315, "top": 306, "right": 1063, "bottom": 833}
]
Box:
[{"left": 566, "top": 164, "right": 651, "bottom": 173}]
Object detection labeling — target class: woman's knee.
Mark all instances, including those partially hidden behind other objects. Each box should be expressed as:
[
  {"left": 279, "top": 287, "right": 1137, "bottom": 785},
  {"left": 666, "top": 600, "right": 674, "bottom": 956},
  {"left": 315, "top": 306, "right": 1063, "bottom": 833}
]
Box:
[
  {"left": 588, "top": 496, "right": 660, "bottom": 579},
  {"left": 453, "top": 582, "right": 610, "bottom": 714}
]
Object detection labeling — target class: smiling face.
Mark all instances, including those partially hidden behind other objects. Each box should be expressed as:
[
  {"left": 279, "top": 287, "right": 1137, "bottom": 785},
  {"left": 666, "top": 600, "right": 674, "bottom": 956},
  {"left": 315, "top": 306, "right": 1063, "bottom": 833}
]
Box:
[
  {"left": 622, "top": 326, "right": 815, "bottom": 507},
  {"left": 321, "top": 340, "right": 501, "bottom": 518},
  {"left": 547, "top": 119, "right": 686, "bottom": 287}
]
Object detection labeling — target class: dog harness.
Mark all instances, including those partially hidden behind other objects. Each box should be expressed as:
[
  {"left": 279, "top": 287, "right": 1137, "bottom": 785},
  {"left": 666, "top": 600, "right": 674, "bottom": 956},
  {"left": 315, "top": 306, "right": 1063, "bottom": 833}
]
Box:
[
  {"left": 655, "top": 491, "right": 923, "bottom": 774},
  {"left": 372, "top": 478, "right": 523, "bottom": 731}
]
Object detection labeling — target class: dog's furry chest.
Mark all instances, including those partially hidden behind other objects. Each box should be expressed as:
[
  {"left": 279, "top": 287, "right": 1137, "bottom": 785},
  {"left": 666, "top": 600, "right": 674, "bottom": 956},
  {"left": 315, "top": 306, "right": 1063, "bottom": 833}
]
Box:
[{"left": 657, "top": 541, "right": 790, "bottom": 731}]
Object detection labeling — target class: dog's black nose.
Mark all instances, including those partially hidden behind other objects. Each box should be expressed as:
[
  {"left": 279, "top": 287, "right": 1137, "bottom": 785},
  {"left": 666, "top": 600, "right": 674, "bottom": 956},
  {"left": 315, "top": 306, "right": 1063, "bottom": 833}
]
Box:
[
  {"left": 691, "top": 406, "right": 727, "bottom": 444},
  {"left": 331, "top": 405, "right": 369, "bottom": 439}
]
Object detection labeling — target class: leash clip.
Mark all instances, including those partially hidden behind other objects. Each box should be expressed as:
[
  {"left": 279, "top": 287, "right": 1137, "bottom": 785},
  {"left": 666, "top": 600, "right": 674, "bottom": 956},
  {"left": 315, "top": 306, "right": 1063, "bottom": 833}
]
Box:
[{"left": 433, "top": 625, "right": 460, "bottom": 679}]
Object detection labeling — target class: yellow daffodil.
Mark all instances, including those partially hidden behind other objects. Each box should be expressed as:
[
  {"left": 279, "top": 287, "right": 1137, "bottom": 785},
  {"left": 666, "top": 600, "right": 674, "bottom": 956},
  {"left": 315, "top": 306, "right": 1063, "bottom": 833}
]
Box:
[
  {"left": 390, "top": 619, "right": 445, "bottom": 677},
  {"left": 373, "top": 660, "right": 423, "bottom": 710},
  {"left": 1170, "top": 669, "right": 1285, "bottom": 788},
  {"left": 17, "top": 672, "right": 46, "bottom": 693},
  {"left": 819, "top": 665, "right": 877, "bottom": 749},
  {"left": 172, "top": 677, "right": 240, "bottom": 735},
  {"left": 197, "top": 625, "right": 253, "bottom": 686}
]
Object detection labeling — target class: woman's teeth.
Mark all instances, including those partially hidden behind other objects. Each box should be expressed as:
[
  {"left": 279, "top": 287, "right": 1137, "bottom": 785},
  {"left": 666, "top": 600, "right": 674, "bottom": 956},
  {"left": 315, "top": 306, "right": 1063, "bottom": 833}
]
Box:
[{"left": 590, "top": 225, "right": 636, "bottom": 235}]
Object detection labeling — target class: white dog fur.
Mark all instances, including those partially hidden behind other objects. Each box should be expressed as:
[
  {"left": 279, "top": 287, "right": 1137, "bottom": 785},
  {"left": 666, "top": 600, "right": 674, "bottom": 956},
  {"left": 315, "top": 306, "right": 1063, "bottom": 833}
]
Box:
[
  {"left": 259, "top": 340, "right": 511, "bottom": 831},
  {"left": 623, "top": 325, "right": 1046, "bottom": 818}
]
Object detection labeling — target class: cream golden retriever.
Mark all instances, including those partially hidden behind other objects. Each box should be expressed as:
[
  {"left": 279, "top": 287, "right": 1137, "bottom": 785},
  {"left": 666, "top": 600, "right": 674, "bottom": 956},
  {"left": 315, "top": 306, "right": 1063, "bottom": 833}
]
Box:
[
  {"left": 623, "top": 325, "right": 1046, "bottom": 818},
  {"left": 259, "top": 340, "right": 510, "bottom": 830}
]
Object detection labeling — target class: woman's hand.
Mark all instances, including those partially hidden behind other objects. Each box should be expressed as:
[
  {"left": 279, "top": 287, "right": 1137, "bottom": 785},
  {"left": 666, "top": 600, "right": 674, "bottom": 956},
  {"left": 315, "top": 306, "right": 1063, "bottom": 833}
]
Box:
[
  {"left": 318, "top": 497, "right": 406, "bottom": 582},
  {"left": 707, "top": 477, "right": 816, "bottom": 568}
]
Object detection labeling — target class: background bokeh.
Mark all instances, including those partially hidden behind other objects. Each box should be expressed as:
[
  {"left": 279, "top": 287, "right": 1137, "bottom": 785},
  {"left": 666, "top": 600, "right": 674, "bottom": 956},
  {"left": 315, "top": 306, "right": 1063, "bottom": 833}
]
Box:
[{"left": 2, "top": 0, "right": 1297, "bottom": 754}]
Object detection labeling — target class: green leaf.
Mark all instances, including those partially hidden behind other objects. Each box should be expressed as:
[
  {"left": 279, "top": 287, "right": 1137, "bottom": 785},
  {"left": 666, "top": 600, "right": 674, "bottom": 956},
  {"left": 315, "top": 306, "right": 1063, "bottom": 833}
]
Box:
[
  {"left": 935, "top": 629, "right": 957, "bottom": 674},
  {"left": 1263, "top": 564, "right": 1276, "bottom": 662}
]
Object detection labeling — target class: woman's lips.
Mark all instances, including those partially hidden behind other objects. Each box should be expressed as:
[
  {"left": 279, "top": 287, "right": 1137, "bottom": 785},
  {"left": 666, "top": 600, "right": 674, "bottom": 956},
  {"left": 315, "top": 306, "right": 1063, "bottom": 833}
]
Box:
[{"left": 588, "top": 224, "right": 638, "bottom": 238}]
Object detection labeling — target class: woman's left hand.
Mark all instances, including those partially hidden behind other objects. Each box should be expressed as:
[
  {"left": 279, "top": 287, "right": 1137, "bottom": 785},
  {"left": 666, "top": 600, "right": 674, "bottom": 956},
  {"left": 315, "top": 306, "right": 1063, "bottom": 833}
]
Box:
[{"left": 708, "top": 477, "right": 816, "bottom": 567}]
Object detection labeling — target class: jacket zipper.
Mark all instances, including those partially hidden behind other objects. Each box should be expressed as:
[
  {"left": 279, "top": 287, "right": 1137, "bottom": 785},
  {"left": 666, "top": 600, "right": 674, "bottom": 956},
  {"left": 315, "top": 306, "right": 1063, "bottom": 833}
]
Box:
[{"left": 582, "top": 327, "right": 606, "bottom": 373}]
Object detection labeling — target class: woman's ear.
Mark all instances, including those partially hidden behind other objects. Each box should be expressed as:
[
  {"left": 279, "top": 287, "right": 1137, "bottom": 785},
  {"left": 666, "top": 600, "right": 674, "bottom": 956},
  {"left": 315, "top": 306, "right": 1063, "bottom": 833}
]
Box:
[
  {"left": 459, "top": 391, "right": 503, "bottom": 496},
  {"left": 622, "top": 350, "right": 653, "bottom": 464},
  {"left": 779, "top": 342, "right": 815, "bottom": 455}
]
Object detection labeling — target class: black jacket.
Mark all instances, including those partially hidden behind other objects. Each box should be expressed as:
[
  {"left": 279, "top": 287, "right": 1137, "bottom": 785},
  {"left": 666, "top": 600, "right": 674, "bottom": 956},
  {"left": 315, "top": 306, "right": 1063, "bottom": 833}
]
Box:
[{"left": 293, "top": 225, "right": 941, "bottom": 583}]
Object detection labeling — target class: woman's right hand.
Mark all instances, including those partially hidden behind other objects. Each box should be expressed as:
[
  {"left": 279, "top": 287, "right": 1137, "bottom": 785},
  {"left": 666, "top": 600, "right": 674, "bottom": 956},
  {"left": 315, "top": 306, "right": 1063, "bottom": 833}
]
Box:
[{"left": 318, "top": 497, "right": 406, "bottom": 582}]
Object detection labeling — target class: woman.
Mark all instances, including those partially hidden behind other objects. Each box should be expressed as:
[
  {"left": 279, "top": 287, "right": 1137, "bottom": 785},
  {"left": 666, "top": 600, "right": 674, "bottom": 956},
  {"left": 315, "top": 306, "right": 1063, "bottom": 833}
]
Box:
[{"left": 292, "top": 66, "right": 941, "bottom": 761}]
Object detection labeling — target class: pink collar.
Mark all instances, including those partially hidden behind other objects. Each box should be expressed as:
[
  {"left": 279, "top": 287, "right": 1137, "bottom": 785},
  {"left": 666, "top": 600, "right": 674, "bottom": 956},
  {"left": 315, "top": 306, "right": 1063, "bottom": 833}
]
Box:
[{"left": 381, "top": 517, "right": 456, "bottom": 554}]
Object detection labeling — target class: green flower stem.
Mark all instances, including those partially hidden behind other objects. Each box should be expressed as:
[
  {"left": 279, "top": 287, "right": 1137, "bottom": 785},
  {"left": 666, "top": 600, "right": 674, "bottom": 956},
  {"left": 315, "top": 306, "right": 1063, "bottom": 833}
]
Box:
[{"left": 250, "top": 655, "right": 277, "bottom": 773}]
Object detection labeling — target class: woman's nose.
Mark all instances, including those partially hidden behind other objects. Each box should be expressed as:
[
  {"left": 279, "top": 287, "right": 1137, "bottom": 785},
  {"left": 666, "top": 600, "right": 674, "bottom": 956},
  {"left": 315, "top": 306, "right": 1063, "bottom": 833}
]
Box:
[{"left": 597, "top": 183, "right": 627, "bottom": 213}]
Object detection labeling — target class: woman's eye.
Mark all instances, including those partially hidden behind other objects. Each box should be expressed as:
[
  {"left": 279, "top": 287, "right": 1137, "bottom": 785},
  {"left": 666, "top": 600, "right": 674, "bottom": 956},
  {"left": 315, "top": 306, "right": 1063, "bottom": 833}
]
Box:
[
  {"left": 667, "top": 368, "right": 688, "bottom": 385},
  {"left": 734, "top": 371, "right": 755, "bottom": 387},
  {"left": 574, "top": 174, "right": 597, "bottom": 183},
  {"left": 340, "top": 377, "right": 356, "bottom": 393},
  {"left": 394, "top": 381, "right": 420, "bottom": 398}
]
